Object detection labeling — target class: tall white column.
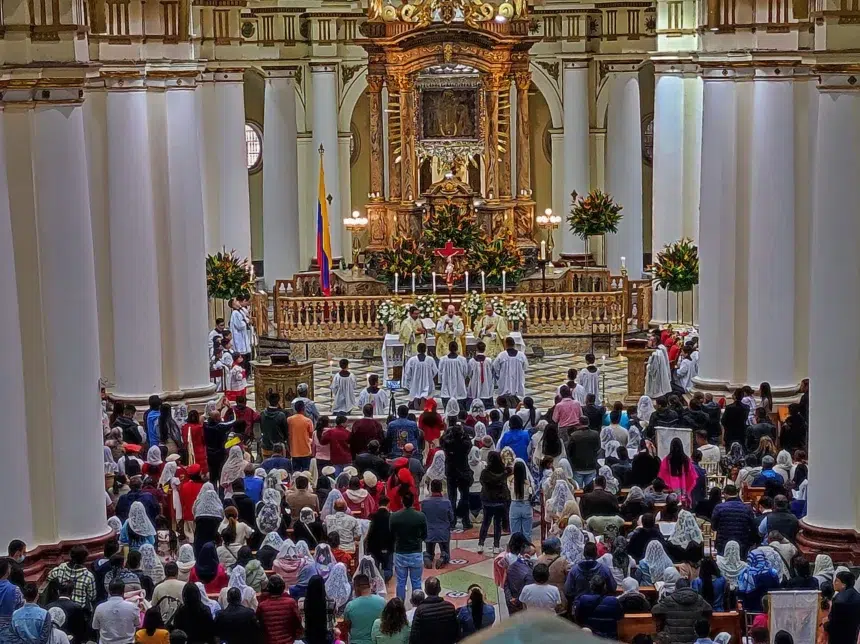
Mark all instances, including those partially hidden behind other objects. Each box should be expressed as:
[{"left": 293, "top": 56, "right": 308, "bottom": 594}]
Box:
[
  {"left": 746, "top": 69, "right": 796, "bottom": 391},
  {"left": 0, "top": 107, "right": 34, "bottom": 548},
  {"left": 199, "top": 75, "right": 221, "bottom": 255},
  {"left": 262, "top": 69, "right": 301, "bottom": 285},
  {"left": 605, "top": 66, "right": 643, "bottom": 275},
  {"left": 562, "top": 60, "right": 590, "bottom": 255},
  {"left": 31, "top": 92, "right": 107, "bottom": 540},
  {"left": 213, "top": 72, "right": 252, "bottom": 261},
  {"left": 804, "top": 74, "right": 860, "bottom": 532},
  {"left": 310, "top": 63, "right": 343, "bottom": 259},
  {"left": 165, "top": 79, "right": 214, "bottom": 395},
  {"left": 106, "top": 79, "right": 164, "bottom": 400},
  {"left": 695, "top": 72, "right": 739, "bottom": 389}
]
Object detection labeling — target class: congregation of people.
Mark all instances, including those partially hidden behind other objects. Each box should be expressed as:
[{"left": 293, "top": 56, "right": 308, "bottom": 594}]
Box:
[{"left": 2, "top": 312, "right": 847, "bottom": 644}]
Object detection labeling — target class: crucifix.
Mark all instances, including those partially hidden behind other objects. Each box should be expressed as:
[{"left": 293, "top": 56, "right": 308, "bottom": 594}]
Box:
[{"left": 434, "top": 240, "right": 465, "bottom": 302}]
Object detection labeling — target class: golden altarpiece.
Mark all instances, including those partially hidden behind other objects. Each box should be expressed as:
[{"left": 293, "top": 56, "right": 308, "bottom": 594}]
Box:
[{"left": 358, "top": 0, "right": 539, "bottom": 253}]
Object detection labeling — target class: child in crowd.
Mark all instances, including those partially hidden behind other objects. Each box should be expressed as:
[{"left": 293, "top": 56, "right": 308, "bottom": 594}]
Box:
[{"left": 225, "top": 353, "right": 247, "bottom": 402}]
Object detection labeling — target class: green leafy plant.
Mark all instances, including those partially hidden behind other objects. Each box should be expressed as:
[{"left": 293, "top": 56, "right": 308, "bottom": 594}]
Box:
[
  {"left": 423, "top": 204, "right": 481, "bottom": 251},
  {"left": 206, "top": 250, "right": 254, "bottom": 300},
  {"left": 377, "top": 236, "right": 433, "bottom": 280},
  {"left": 652, "top": 238, "right": 699, "bottom": 292},
  {"left": 567, "top": 189, "right": 624, "bottom": 239},
  {"left": 473, "top": 237, "right": 525, "bottom": 281}
]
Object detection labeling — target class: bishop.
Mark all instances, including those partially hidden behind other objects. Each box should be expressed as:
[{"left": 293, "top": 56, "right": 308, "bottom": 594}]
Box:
[{"left": 435, "top": 304, "right": 465, "bottom": 355}]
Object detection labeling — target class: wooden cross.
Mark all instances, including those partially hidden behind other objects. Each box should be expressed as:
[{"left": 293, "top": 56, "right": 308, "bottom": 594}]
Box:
[{"left": 434, "top": 240, "right": 466, "bottom": 293}]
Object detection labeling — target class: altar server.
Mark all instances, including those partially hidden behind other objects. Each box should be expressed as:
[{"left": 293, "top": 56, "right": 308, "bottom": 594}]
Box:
[
  {"left": 467, "top": 341, "right": 496, "bottom": 408},
  {"left": 357, "top": 374, "right": 391, "bottom": 416},
  {"left": 494, "top": 337, "right": 528, "bottom": 403},
  {"left": 330, "top": 358, "right": 357, "bottom": 415},
  {"left": 645, "top": 332, "right": 672, "bottom": 399},
  {"left": 438, "top": 341, "right": 469, "bottom": 407},
  {"left": 435, "top": 305, "right": 466, "bottom": 355},
  {"left": 229, "top": 299, "right": 252, "bottom": 361},
  {"left": 398, "top": 306, "right": 426, "bottom": 358},
  {"left": 403, "top": 343, "right": 438, "bottom": 408},
  {"left": 473, "top": 302, "right": 509, "bottom": 357},
  {"left": 577, "top": 353, "right": 601, "bottom": 400}
]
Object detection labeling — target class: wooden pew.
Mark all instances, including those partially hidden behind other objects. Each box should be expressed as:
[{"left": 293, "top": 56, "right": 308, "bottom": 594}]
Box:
[
  {"left": 742, "top": 486, "right": 767, "bottom": 505},
  {"left": 616, "top": 612, "right": 743, "bottom": 643}
]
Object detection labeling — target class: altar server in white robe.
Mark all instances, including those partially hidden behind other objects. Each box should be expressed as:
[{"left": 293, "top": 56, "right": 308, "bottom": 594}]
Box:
[
  {"left": 229, "top": 299, "right": 252, "bottom": 357},
  {"left": 646, "top": 333, "right": 672, "bottom": 398},
  {"left": 330, "top": 358, "right": 357, "bottom": 414},
  {"left": 467, "top": 341, "right": 496, "bottom": 407},
  {"left": 403, "top": 342, "right": 438, "bottom": 408},
  {"left": 673, "top": 347, "right": 695, "bottom": 394},
  {"left": 494, "top": 337, "right": 528, "bottom": 401},
  {"left": 357, "top": 374, "right": 390, "bottom": 416},
  {"left": 577, "top": 354, "right": 601, "bottom": 400},
  {"left": 438, "top": 341, "right": 469, "bottom": 406}
]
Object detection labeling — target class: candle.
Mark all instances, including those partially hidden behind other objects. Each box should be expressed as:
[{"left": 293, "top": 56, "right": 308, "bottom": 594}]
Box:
[
  {"left": 502, "top": 271, "right": 506, "bottom": 293},
  {"left": 540, "top": 241, "right": 547, "bottom": 260},
  {"left": 432, "top": 272, "right": 436, "bottom": 293},
  {"left": 411, "top": 271, "right": 416, "bottom": 294},
  {"left": 621, "top": 256, "right": 626, "bottom": 269},
  {"left": 481, "top": 271, "right": 485, "bottom": 293},
  {"left": 465, "top": 271, "right": 469, "bottom": 292},
  {"left": 394, "top": 273, "right": 399, "bottom": 294}
]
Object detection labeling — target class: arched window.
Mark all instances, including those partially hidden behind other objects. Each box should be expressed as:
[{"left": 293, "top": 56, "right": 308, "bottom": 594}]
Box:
[{"left": 245, "top": 121, "right": 263, "bottom": 173}]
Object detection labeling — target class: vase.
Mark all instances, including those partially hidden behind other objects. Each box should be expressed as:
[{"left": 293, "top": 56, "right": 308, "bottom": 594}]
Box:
[{"left": 512, "top": 320, "right": 520, "bottom": 331}]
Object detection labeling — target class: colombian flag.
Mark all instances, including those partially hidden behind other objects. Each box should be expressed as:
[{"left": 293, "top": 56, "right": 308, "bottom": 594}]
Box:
[{"left": 316, "top": 155, "right": 332, "bottom": 296}]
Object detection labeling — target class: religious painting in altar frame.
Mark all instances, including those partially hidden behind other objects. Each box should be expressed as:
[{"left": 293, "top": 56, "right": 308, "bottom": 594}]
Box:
[
  {"left": 768, "top": 590, "right": 820, "bottom": 644},
  {"left": 418, "top": 87, "right": 480, "bottom": 140}
]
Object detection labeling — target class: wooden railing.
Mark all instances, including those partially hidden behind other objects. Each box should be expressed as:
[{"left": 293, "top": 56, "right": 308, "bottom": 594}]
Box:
[
  {"left": 629, "top": 279, "right": 653, "bottom": 330},
  {"left": 250, "top": 292, "right": 270, "bottom": 338},
  {"left": 272, "top": 291, "right": 627, "bottom": 341}
]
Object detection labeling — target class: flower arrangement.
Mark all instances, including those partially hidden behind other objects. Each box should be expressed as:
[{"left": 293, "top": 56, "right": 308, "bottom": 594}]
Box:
[
  {"left": 462, "top": 291, "right": 485, "bottom": 321},
  {"left": 505, "top": 300, "right": 528, "bottom": 323},
  {"left": 652, "top": 238, "right": 699, "bottom": 292},
  {"left": 206, "top": 250, "right": 254, "bottom": 300},
  {"left": 474, "top": 237, "right": 525, "bottom": 281},
  {"left": 488, "top": 296, "right": 506, "bottom": 315},
  {"left": 377, "top": 299, "right": 408, "bottom": 328},
  {"left": 567, "top": 189, "right": 624, "bottom": 240},
  {"left": 415, "top": 294, "right": 442, "bottom": 320},
  {"left": 423, "top": 204, "right": 481, "bottom": 251},
  {"left": 377, "top": 236, "right": 433, "bottom": 280}
]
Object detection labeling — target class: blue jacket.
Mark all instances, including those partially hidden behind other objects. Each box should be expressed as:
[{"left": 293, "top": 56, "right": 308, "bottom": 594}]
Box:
[
  {"left": 497, "top": 429, "right": 530, "bottom": 462},
  {"left": 711, "top": 498, "right": 757, "bottom": 555},
  {"left": 751, "top": 468, "right": 784, "bottom": 487},
  {"left": 386, "top": 419, "right": 421, "bottom": 458},
  {"left": 691, "top": 576, "right": 727, "bottom": 611},
  {"left": 575, "top": 594, "right": 623, "bottom": 638},
  {"left": 243, "top": 475, "right": 263, "bottom": 504},
  {"left": 422, "top": 496, "right": 454, "bottom": 543},
  {"left": 145, "top": 410, "right": 161, "bottom": 447},
  {"left": 457, "top": 604, "right": 496, "bottom": 637},
  {"left": 564, "top": 560, "right": 617, "bottom": 605}
]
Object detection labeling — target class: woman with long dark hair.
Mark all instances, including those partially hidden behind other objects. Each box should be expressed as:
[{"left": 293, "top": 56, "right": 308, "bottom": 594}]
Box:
[
  {"left": 313, "top": 416, "right": 331, "bottom": 469},
  {"left": 517, "top": 397, "right": 539, "bottom": 429},
  {"left": 171, "top": 582, "right": 216, "bottom": 643},
  {"left": 478, "top": 451, "right": 510, "bottom": 554},
  {"left": 508, "top": 459, "right": 533, "bottom": 537},
  {"left": 540, "top": 424, "right": 563, "bottom": 460},
  {"left": 301, "top": 575, "right": 336, "bottom": 644},
  {"left": 181, "top": 409, "right": 208, "bottom": 473},
  {"left": 692, "top": 556, "right": 727, "bottom": 610},
  {"left": 456, "top": 584, "right": 495, "bottom": 637},
  {"left": 372, "top": 597, "right": 410, "bottom": 643},
  {"left": 759, "top": 382, "right": 773, "bottom": 415},
  {"left": 135, "top": 607, "right": 170, "bottom": 643},
  {"left": 657, "top": 437, "right": 699, "bottom": 497},
  {"left": 157, "top": 403, "right": 182, "bottom": 455}
]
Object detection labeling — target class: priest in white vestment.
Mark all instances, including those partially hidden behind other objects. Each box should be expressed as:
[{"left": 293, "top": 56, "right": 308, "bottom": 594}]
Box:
[
  {"left": 467, "top": 341, "right": 495, "bottom": 407},
  {"left": 403, "top": 342, "right": 438, "bottom": 408},
  {"left": 438, "top": 340, "right": 469, "bottom": 406},
  {"left": 473, "top": 303, "right": 509, "bottom": 357},
  {"left": 576, "top": 354, "right": 601, "bottom": 400},
  {"left": 645, "top": 335, "right": 673, "bottom": 398},
  {"left": 398, "top": 306, "right": 426, "bottom": 358},
  {"left": 357, "top": 374, "right": 391, "bottom": 416},
  {"left": 330, "top": 358, "right": 357, "bottom": 415},
  {"left": 229, "top": 300, "right": 252, "bottom": 357},
  {"left": 494, "top": 337, "right": 528, "bottom": 401},
  {"left": 435, "top": 305, "right": 466, "bottom": 355}
]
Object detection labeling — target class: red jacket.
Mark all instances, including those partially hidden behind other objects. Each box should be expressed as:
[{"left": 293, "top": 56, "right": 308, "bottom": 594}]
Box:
[
  {"left": 189, "top": 564, "right": 229, "bottom": 593},
  {"left": 256, "top": 594, "right": 302, "bottom": 644},
  {"left": 225, "top": 405, "right": 260, "bottom": 437},
  {"left": 178, "top": 479, "right": 203, "bottom": 522},
  {"left": 182, "top": 423, "right": 208, "bottom": 472},
  {"left": 321, "top": 426, "right": 352, "bottom": 465}
]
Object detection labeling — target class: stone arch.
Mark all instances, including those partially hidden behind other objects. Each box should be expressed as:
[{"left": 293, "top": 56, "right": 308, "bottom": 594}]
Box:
[
  {"left": 595, "top": 73, "right": 611, "bottom": 129},
  {"left": 529, "top": 62, "right": 563, "bottom": 129},
  {"left": 339, "top": 68, "right": 367, "bottom": 132}
]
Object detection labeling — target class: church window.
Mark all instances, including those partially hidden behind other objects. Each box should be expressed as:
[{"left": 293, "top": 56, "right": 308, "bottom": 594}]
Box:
[{"left": 245, "top": 121, "right": 263, "bottom": 173}]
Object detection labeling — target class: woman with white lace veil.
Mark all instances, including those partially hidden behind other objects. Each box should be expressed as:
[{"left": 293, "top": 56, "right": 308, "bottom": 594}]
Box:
[
  {"left": 219, "top": 445, "right": 246, "bottom": 492},
  {"left": 192, "top": 482, "right": 224, "bottom": 555},
  {"left": 314, "top": 543, "right": 335, "bottom": 581},
  {"left": 422, "top": 450, "right": 447, "bottom": 499},
  {"left": 158, "top": 461, "right": 182, "bottom": 526},
  {"left": 256, "top": 531, "right": 283, "bottom": 570},
  {"left": 256, "top": 489, "right": 282, "bottom": 535},
  {"left": 598, "top": 465, "right": 620, "bottom": 494},
  {"left": 325, "top": 562, "right": 352, "bottom": 615},
  {"left": 176, "top": 544, "right": 196, "bottom": 581},
  {"left": 561, "top": 524, "right": 586, "bottom": 567},
  {"left": 320, "top": 489, "right": 345, "bottom": 521},
  {"left": 195, "top": 581, "right": 222, "bottom": 617},
  {"left": 716, "top": 541, "right": 747, "bottom": 590},
  {"left": 138, "top": 543, "right": 165, "bottom": 584},
  {"left": 107, "top": 516, "right": 122, "bottom": 534},
  {"left": 354, "top": 555, "right": 387, "bottom": 597},
  {"left": 638, "top": 540, "right": 674, "bottom": 584},
  {"left": 217, "top": 565, "right": 258, "bottom": 609},
  {"left": 545, "top": 479, "right": 575, "bottom": 527},
  {"left": 121, "top": 501, "right": 156, "bottom": 549},
  {"left": 637, "top": 396, "right": 656, "bottom": 426},
  {"left": 273, "top": 539, "right": 304, "bottom": 587}
]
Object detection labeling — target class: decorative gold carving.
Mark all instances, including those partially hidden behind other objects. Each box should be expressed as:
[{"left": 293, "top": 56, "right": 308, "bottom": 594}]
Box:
[
  {"left": 367, "top": 203, "right": 389, "bottom": 248},
  {"left": 368, "top": 76, "right": 385, "bottom": 199},
  {"left": 399, "top": 87, "right": 418, "bottom": 201},
  {"left": 535, "top": 61, "right": 558, "bottom": 80},
  {"left": 341, "top": 63, "right": 364, "bottom": 85},
  {"left": 252, "top": 361, "right": 315, "bottom": 412},
  {"left": 483, "top": 78, "right": 500, "bottom": 200},
  {"left": 515, "top": 77, "right": 531, "bottom": 199},
  {"left": 378, "top": 0, "right": 526, "bottom": 28},
  {"left": 388, "top": 89, "right": 402, "bottom": 201}
]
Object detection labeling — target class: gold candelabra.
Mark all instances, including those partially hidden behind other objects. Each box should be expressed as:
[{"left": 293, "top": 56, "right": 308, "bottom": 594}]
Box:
[
  {"left": 344, "top": 210, "right": 369, "bottom": 276},
  {"left": 535, "top": 208, "right": 562, "bottom": 260}
]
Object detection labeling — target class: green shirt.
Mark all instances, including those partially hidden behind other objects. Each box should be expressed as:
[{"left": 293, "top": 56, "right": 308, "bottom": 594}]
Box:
[
  {"left": 344, "top": 594, "right": 387, "bottom": 644},
  {"left": 371, "top": 619, "right": 411, "bottom": 644},
  {"left": 389, "top": 508, "right": 428, "bottom": 554}
]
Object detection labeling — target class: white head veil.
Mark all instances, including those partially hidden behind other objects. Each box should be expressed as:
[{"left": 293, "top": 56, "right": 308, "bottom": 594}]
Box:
[
  {"left": 469, "top": 400, "right": 485, "bottom": 416},
  {"left": 276, "top": 539, "right": 298, "bottom": 561},
  {"left": 669, "top": 510, "right": 703, "bottom": 549},
  {"left": 547, "top": 480, "right": 575, "bottom": 516},
  {"left": 321, "top": 489, "right": 345, "bottom": 520},
  {"left": 445, "top": 398, "right": 460, "bottom": 418},
  {"left": 104, "top": 447, "right": 118, "bottom": 474},
  {"left": 426, "top": 451, "right": 447, "bottom": 481},
  {"left": 325, "top": 563, "right": 352, "bottom": 613},
  {"left": 558, "top": 458, "right": 575, "bottom": 483},
  {"left": 127, "top": 501, "right": 156, "bottom": 536},
  {"left": 604, "top": 440, "right": 621, "bottom": 460},
  {"left": 296, "top": 540, "right": 312, "bottom": 562},
  {"left": 228, "top": 565, "right": 257, "bottom": 604},
  {"left": 314, "top": 543, "right": 335, "bottom": 579},
  {"left": 139, "top": 543, "right": 165, "bottom": 583},
  {"left": 637, "top": 396, "right": 656, "bottom": 423},
  {"left": 177, "top": 544, "right": 196, "bottom": 570},
  {"left": 220, "top": 446, "right": 246, "bottom": 487},
  {"left": 260, "top": 531, "right": 284, "bottom": 552},
  {"left": 48, "top": 606, "right": 66, "bottom": 629},
  {"left": 147, "top": 446, "right": 163, "bottom": 466},
  {"left": 561, "top": 524, "right": 585, "bottom": 566},
  {"left": 196, "top": 582, "right": 221, "bottom": 617},
  {"left": 354, "top": 555, "right": 386, "bottom": 595},
  {"left": 107, "top": 516, "right": 122, "bottom": 533},
  {"left": 474, "top": 421, "right": 487, "bottom": 439},
  {"left": 598, "top": 465, "right": 619, "bottom": 494},
  {"left": 193, "top": 483, "right": 225, "bottom": 519},
  {"left": 158, "top": 461, "right": 178, "bottom": 487},
  {"left": 643, "top": 541, "right": 674, "bottom": 582},
  {"left": 716, "top": 541, "right": 747, "bottom": 587},
  {"left": 256, "top": 501, "right": 281, "bottom": 534}
]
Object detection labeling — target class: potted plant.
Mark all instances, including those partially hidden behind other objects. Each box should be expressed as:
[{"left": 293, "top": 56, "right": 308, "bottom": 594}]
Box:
[
  {"left": 206, "top": 250, "right": 255, "bottom": 326},
  {"left": 377, "top": 236, "right": 433, "bottom": 284},
  {"left": 652, "top": 238, "right": 699, "bottom": 324},
  {"left": 415, "top": 294, "right": 442, "bottom": 320},
  {"left": 473, "top": 236, "right": 525, "bottom": 283},
  {"left": 505, "top": 299, "right": 528, "bottom": 331},
  {"left": 567, "top": 189, "right": 624, "bottom": 266},
  {"left": 377, "top": 299, "right": 407, "bottom": 334},
  {"left": 462, "top": 291, "right": 485, "bottom": 325}
]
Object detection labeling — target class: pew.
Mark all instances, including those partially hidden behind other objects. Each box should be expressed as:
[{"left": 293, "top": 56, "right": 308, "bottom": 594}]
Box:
[{"left": 616, "top": 612, "right": 743, "bottom": 643}]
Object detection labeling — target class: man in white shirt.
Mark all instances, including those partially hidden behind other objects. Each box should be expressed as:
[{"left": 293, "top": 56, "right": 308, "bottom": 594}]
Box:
[
  {"left": 92, "top": 580, "right": 140, "bottom": 644},
  {"left": 438, "top": 341, "right": 468, "bottom": 409},
  {"left": 150, "top": 563, "right": 185, "bottom": 624},
  {"left": 518, "top": 563, "right": 562, "bottom": 613},
  {"left": 494, "top": 337, "right": 528, "bottom": 403}
]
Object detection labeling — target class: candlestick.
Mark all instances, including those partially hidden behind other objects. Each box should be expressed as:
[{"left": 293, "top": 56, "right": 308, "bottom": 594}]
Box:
[
  {"left": 394, "top": 273, "right": 398, "bottom": 294},
  {"left": 465, "top": 271, "right": 469, "bottom": 292},
  {"left": 540, "top": 240, "right": 547, "bottom": 261},
  {"left": 411, "top": 271, "right": 416, "bottom": 294},
  {"left": 621, "top": 256, "right": 626, "bottom": 269},
  {"left": 432, "top": 272, "right": 436, "bottom": 294},
  {"left": 481, "top": 271, "right": 485, "bottom": 293},
  {"left": 502, "top": 271, "right": 506, "bottom": 293}
]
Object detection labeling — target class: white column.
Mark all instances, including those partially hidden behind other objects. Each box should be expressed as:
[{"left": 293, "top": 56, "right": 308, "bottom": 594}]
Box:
[
  {"left": 651, "top": 69, "right": 685, "bottom": 323},
  {"left": 604, "top": 67, "right": 643, "bottom": 275},
  {"left": 0, "top": 107, "right": 34, "bottom": 548},
  {"left": 214, "top": 71, "right": 252, "bottom": 261},
  {"left": 106, "top": 80, "right": 164, "bottom": 400},
  {"left": 695, "top": 72, "right": 739, "bottom": 389},
  {"left": 746, "top": 69, "right": 796, "bottom": 391},
  {"left": 31, "top": 93, "right": 107, "bottom": 540},
  {"left": 805, "top": 75, "right": 860, "bottom": 531},
  {"left": 165, "top": 80, "right": 214, "bottom": 395},
  {"left": 562, "top": 60, "right": 590, "bottom": 255},
  {"left": 311, "top": 63, "right": 343, "bottom": 259},
  {"left": 199, "top": 75, "right": 221, "bottom": 255},
  {"left": 262, "top": 69, "right": 301, "bottom": 285}
]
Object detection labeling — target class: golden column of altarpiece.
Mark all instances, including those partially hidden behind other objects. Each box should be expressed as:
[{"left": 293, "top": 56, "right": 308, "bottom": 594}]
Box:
[{"left": 359, "top": 1, "right": 539, "bottom": 254}]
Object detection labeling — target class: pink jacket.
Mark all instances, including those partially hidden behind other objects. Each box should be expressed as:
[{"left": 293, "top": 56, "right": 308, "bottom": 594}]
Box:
[{"left": 657, "top": 457, "right": 700, "bottom": 496}]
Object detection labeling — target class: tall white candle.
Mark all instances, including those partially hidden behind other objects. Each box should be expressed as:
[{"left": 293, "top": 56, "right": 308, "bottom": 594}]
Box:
[
  {"left": 465, "top": 271, "right": 469, "bottom": 292},
  {"left": 394, "top": 273, "right": 398, "bottom": 294},
  {"left": 621, "top": 256, "right": 627, "bottom": 269},
  {"left": 411, "top": 271, "right": 416, "bottom": 294},
  {"left": 481, "top": 271, "right": 485, "bottom": 292},
  {"left": 432, "top": 272, "right": 436, "bottom": 293},
  {"left": 540, "top": 240, "right": 547, "bottom": 260},
  {"left": 502, "top": 271, "right": 506, "bottom": 293}
]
